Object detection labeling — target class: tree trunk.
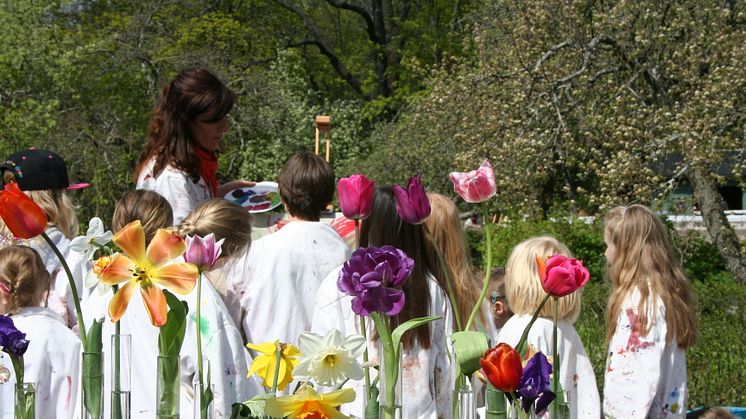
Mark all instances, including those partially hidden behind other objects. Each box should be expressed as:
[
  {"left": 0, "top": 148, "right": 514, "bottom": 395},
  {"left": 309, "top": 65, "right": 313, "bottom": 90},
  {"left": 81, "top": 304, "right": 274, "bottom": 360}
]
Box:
[{"left": 687, "top": 164, "right": 746, "bottom": 284}]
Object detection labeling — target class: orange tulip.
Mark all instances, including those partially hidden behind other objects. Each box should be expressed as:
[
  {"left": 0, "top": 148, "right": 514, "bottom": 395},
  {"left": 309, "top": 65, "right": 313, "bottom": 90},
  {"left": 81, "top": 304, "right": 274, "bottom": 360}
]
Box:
[
  {"left": 100, "top": 220, "right": 198, "bottom": 326},
  {"left": 480, "top": 343, "right": 523, "bottom": 392},
  {"left": 0, "top": 183, "right": 48, "bottom": 239}
]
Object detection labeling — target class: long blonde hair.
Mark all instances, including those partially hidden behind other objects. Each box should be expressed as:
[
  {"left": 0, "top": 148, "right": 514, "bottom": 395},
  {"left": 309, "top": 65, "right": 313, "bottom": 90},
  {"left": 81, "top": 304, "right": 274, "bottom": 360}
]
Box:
[
  {"left": 505, "top": 236, "right": 581, "bottom": 322},
  {"left": 178, "top": 198, "right": 252, "bottom": 259},
  {"left": 0, "top": 245, "right": 50, "bottom": 313},
  {"left": 604, "top": 205, "right": 697, "bottom": 348},
  {"left": 425, "top": 193, "right": 483, "bottom": 328}
]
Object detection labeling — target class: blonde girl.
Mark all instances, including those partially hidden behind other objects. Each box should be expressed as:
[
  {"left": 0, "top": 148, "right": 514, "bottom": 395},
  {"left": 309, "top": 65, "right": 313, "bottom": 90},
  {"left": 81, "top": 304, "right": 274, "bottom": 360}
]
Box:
[
  {"left": 603, "top": 205, "right": 697, "bottom": 418},
  {"left": 425, "top": 193, "right": 493, "bottom": 334},
  {"left": 496, "top": 236, "right": 600, "bottom": 418},
  {"left": 0, "top": 245, "right": 81, "bottom": 419},
  {"left": 177, "top": 198, "right": 252, "bottom": 327}
]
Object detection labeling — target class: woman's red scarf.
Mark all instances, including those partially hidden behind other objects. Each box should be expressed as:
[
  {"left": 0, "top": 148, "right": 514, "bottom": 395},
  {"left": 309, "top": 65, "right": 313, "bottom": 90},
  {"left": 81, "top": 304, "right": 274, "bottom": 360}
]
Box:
[{"left": 194, "top": 146, "right": 218, "bottom": 197}]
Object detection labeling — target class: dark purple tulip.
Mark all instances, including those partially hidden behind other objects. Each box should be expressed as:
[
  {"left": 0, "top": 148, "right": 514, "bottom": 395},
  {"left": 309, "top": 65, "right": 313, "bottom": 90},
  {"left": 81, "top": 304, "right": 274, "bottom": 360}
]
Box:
[
  {"left": 393, "top": 175, "right": 431, "bottom": 224},
  {"left": 517, "top": 352, "right": 556, "bottom": 414},
  {"left": 0, "top": 315, "right": 29, "bottom": 357},
  {"left": 337, "top": 245, "right": 414, "bottom": 316}
]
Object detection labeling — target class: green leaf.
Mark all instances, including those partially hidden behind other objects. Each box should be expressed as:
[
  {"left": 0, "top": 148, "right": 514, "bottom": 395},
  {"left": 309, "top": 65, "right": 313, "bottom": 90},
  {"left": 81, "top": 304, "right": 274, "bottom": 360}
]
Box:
[
  {"left": 391, "top": 316, "right": 441, "bottom": 354},
  {"left": 84, "top": 318, "right": 103, "bottom": 353},
  {"left": 82, "top": 319, "right": 104, "bottom": 418},
  {"left": 158, "top": 289, "right": 189, "bottom": 357},
  {"left": 450, "top": 330, "right": 489, "bottom": 376}
]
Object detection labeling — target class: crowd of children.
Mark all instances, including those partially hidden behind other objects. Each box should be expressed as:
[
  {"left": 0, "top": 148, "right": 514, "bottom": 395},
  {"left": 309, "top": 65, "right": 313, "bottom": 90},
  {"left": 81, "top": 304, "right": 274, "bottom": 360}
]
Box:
[{"left": 0, "top": 68, "right": 708, "bottom": 419}]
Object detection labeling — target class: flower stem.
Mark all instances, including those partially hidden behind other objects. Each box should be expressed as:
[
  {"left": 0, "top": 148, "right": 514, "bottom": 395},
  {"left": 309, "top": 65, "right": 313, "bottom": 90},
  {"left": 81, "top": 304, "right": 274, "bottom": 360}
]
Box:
[
  {"left": 113, "top": 285, "right": 122, "bottom": 419},
  {"left": 515, "top": 293, "right": 552, "bottom": 357},
  {"left": 371, "top": 313, "right": 397, "bottom": 419},
  {"left": 359, "top": 316, "right": 372, "bottom": 408},
  {"left": 196, "top": 273, "right": 206, "bottom": 414},
  {"left": 270, "top": 344, "right": 283, "bottom": 395},
  {"left": 424, "top": 224, "right": 463, "bottom": 331},
  {"left": 551, "top": 299, "right": 561, "bottom": 419},
  {"left": 465, "top": 203, "right": 493, "bottom": 331},
  {"left": 41, "top": 231, "right": 86, "bottom": 347}
]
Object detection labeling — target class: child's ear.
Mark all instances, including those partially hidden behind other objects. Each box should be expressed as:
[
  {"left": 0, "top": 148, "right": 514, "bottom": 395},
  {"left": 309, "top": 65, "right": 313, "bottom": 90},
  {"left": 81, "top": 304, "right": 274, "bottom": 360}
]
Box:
[{"left": 494, "top": 301, "right": 508, "bottom": 318}]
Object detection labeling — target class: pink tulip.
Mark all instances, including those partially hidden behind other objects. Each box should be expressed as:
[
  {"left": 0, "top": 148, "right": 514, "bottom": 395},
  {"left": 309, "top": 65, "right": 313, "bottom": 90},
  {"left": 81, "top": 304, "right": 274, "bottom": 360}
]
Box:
[
  {"left": 449, "top": 160, "right": 497, "bottom": 203},
  {"left": 337, "top": 174, "right": 375, "bottom": 220},
  {"left": 184, "top": 233, "right": 225, "bottom": 273},
  {"left": 393, "top": 175, "right": 431, "bottom": 224},
  {"left": 536, "top": 254, "right": 590, "bottom": 297}
]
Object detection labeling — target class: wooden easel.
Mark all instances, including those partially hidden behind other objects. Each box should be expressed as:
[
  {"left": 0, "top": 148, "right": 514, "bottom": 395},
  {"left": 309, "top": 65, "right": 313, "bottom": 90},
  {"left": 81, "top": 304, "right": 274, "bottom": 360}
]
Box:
[{"left": 315, "top": 115, "right": 331, "bottom": 161}]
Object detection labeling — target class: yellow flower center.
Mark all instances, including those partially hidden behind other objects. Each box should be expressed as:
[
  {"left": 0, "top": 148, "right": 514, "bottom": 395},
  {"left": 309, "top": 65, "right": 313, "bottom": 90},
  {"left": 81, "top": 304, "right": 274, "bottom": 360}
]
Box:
[
  {"left": 92, "top": 255, "right": 113, "bottom": 276},
  {"left": 133, "top": 266, "right": 153, "bottom": 286},
  {"left": 297, "top": 401, "right": 330, "bottom": 419},
  {"left": 323, "top": 354, "right": 337, "bottom": 367}
]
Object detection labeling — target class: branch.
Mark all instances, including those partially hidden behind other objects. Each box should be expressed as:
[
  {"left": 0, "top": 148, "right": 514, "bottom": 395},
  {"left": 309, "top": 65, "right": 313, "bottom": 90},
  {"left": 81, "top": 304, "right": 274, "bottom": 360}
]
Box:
[
  {"left": 323, "top": 0, "right": 379, "bottom": 44},
  {"left": 532, "top": 40, "right": 576, "bottom": 73},
  {"left": 272, "top": 0, "right": 365, "bottom": 97}
]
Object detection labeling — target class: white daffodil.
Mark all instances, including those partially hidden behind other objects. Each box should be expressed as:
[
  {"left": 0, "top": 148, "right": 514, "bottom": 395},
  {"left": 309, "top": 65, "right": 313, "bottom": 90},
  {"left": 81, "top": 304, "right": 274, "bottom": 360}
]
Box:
[
  {"left": 294, "top": 329, "right": 366, "bottom": 387},
  {"left": 85, "top": 253, "right": 117, "bottom": 295},
  {"left": 70, "top": 217, "right": 113, "bottom": 260}
]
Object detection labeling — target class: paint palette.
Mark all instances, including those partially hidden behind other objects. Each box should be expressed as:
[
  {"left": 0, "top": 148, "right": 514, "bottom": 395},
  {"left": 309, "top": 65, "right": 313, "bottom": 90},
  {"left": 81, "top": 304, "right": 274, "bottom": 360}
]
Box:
[{"left": 225, "top": 181, "right": 282, "bottom": 213}]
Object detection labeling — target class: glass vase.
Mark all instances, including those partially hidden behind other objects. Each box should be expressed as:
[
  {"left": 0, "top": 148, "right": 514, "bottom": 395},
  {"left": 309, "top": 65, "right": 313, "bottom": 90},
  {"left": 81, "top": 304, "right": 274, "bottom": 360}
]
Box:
[
  {"left": 193, "top": 381, "right": 215, "bottom": 419},
  {"left": 378, "top": 342, "right": 402, "bottom": 419},
  {"left": 484, "top": 385, "right": 508, "bottom": 419},
  {"left": 111, "top": 334, "right": 131, "bottom": 419},
  {"left": 82, "top": 351, "right": 104, "bottom": 419},
  {"left": 454, "top": 383, "right": 476, "bottom": 419},
  {"left": 156, "top": 355, "right": 180, "bottom": 419},
  {"left": 14, "top": 382, "right": 35, "bottom": 419}
]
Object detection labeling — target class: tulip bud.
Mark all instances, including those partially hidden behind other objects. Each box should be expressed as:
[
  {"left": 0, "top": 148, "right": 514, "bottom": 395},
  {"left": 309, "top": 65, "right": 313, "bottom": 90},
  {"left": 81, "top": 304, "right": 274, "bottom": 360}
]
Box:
[
  {"left": 184, "top": 233, "right": 224, "bottom": 273},
  {"left": 0, "top": 183, "right": 48, "bottom": 239},
  {"left": 393, "top": 175, "right": 431, "bottom": 224},
  {"left": 480, "top": 343, "right": 522, "bottom": 392},
  {"left": 536, "top": 254, "right": 590, "bottom": 297},
  {"left": 449, "top": 160, "right": 497, "bottom": 203},
  {"left": 337, "top": 174, "right": 375, "bottom": 220}
]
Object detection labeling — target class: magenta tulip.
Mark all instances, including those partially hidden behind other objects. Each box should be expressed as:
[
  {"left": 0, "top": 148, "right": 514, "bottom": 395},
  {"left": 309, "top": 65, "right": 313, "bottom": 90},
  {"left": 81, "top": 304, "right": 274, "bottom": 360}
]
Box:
[
  {"left": 393, "top": 175, "right": 431, "bottom": 224},
  {"left": 337, "top": 174, "right": 375, "bottom": 220},
  {"left": 449, "top": 160, "right": 497, "bottom": 203},
  {"left": 184, "top": 233, "right": 224, "bottom": 273},
  {"left": 536, "top": 254, "right": 590, "bottom": 297}
]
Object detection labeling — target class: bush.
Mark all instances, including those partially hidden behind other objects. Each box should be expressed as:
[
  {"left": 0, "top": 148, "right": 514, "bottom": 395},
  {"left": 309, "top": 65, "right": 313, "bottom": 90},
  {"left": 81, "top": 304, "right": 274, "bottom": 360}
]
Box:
[{"left": 471, "top": 217, "right": 746, "bottom": 408}]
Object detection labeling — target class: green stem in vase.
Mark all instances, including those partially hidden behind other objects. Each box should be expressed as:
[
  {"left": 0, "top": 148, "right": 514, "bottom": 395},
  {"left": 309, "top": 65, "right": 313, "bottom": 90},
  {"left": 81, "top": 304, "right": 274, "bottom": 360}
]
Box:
[{"left": 465, "top": 203, "right": 493, "bottom": 331}]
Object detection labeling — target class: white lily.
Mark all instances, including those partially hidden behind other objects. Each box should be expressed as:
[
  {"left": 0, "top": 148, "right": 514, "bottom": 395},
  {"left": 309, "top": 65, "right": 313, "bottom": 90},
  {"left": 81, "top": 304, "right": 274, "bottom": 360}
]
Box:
[
  {"left": 69, "top": 217, "right": 113, "bottom": 260},
  {"left": 294, "top": 329, "right": 366, "bottom": 387}
]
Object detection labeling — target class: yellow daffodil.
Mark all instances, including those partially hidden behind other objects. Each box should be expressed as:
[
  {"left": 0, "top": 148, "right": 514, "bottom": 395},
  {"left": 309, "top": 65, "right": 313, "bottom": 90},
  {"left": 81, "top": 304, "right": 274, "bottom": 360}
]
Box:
[
  {"left": 265, "top": 386, "right": 355, "bottom": 419},
  {"left": 247, "top": 340, "right": 301, "bottom": 391},
  {"left": 100, "top": 220, "right": 198, "bottom": 326}
]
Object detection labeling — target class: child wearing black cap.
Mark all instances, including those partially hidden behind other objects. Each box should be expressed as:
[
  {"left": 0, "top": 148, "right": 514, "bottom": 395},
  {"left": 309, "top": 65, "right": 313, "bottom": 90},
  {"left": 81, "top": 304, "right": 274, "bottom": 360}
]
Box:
[{"left": 0, "top": 147, "right": 88, "bottom": 326}]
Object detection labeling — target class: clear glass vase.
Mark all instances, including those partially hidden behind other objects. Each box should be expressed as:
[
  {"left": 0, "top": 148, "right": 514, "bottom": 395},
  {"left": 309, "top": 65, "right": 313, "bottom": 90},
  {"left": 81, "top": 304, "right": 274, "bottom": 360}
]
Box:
[
  {"left": 193, "top": 381, "right": 215, "bottom": 419},
  {"left": 378, "top": 342, "right": 402, "bottom": 419},
  {"left": 156, "top": 354, "right": 180, "bottom": 419},
  {"left": 484, "top": 386, "right": 508, "bottom": 419},
  {"left": 82, "top": 351, "right": 104, "bottom": 419},
  {"left": 111, "top": 334, "right": 131, "bottom": 419},
  {"left": 454, "top": 383, "right": 476, "bottom": 419},
  {"left": 14, "top": 382, "right": 35, "bottom": 419}
]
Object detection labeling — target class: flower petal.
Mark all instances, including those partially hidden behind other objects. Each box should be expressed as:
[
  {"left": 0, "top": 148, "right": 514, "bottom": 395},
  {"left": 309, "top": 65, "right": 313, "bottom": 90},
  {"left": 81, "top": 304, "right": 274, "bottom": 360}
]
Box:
[
  {"left": 108, "top": 280, "right": 137, "bottom": 322},
  {"left": 99, "top": 254, "right": 136, "bottom": 285},
  {"left": 112, "top": 221, "right": 146, "bottom": 264},
  {"left": 247, "top": 341, "right": 279, "bottom": 356},
  {"left": 146, "top": 229, "right": 186, "bottom": 267},
  {"left": 151, "top": 263, "right": 198, "bottom": 294},
  {"left": 141, "top": 284, "right": 168, "bottom": 327}
]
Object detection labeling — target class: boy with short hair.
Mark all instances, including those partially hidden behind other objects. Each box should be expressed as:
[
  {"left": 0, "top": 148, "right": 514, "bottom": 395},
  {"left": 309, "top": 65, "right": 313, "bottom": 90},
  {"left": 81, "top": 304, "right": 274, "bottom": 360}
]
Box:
[{"left": 228, "top": 152, "right": 351, "bottom": 346}]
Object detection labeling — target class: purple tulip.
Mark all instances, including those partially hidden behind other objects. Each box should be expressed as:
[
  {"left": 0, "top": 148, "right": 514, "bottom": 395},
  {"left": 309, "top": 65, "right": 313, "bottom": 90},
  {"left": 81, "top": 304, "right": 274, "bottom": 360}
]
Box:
[
  {"left": 0, "top": 315, "right": 29, "bottom": 357},
  {"left": 337, "top": 246, "right": 414, "bottom": 316},
  {"left": 337, "top": 174, "right": 375, "bottom": 220},
  {"left": 393, "top": 175, "right": 431, "bottom": 224},
  {"left": 517, "top": 352, "right": 556, "bottom": 414},
  {"left": 184, "top": 233, "right": 224, "bottom": 273}
]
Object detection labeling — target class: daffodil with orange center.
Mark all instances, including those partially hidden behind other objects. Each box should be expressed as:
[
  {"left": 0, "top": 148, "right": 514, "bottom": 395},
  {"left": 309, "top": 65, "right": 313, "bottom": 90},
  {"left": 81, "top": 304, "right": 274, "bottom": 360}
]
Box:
[
  {"left": 265, "top": 386, "right": 355, "bottom": 419},
  {"left": 100, "top": 220, "right": 198, "bottom": 326}
]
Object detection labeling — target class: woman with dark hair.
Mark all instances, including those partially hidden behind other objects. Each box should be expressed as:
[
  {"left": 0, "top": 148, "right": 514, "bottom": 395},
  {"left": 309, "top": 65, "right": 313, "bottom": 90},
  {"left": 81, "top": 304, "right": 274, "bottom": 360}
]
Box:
[
  {"left": 135, "top": 68, "right": 252, "bottom": 224},
  {"left": 312, "top": 187, "right": 455, "bottom": 419}
]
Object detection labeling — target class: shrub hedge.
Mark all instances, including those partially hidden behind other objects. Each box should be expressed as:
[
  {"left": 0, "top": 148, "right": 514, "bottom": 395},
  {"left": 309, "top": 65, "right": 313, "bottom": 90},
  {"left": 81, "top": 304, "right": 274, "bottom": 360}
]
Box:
[{"left": 468, "top": 218, "right": 746, "bottom": 408}]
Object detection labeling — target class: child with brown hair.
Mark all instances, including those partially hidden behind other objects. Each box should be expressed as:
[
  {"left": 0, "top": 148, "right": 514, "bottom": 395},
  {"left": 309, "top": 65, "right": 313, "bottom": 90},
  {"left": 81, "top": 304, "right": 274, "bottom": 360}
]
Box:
[
  {"left": 603, "top": 205, "right": 697, "bottom": 418},
  {"left": 0, "top": 245, "right": 81, "bottom": 419}
]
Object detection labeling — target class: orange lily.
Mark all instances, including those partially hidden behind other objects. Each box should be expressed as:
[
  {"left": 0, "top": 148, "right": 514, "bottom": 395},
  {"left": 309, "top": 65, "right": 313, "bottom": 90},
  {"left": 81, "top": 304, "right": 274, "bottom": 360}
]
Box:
[
  {"left": 0, "top": 183, "right": 48, "bottom": 239},
  {"left": 100, "top": 220, "right": 198, "bottom": 326}
]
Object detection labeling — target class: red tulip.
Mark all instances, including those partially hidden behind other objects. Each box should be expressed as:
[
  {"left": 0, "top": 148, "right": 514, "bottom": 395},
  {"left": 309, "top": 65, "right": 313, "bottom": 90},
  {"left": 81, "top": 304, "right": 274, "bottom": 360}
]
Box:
[
  {"left": 337, "top": 174, "right": 375, "bottom": 220},
  {"left": 480, "top": 343, "right": 522, "bottom": 392},
  {"left": 449, "top": 160, "right": 497, "bottom": 203},
  {"left": 393, "top": 175, "right": 431, "bottom": 224},
  {"left": 536, "top": 254, "right": 590, "bottom": 298},
  {"left": 0, "top": 183, "right": 48, "bottom": 239}
]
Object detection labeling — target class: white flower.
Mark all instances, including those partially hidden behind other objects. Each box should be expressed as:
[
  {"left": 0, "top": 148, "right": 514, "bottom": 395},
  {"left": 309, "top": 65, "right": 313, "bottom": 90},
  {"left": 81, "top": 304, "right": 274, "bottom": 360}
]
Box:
[
  {"left": 85, "top": 253, "right": 117, "bottom": 295},
  {"left": 294, "top": 329, "right": 366, "bottom": 387},
  {"left": 70, "top": 217, "right": 113, "bottom": 260}
]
